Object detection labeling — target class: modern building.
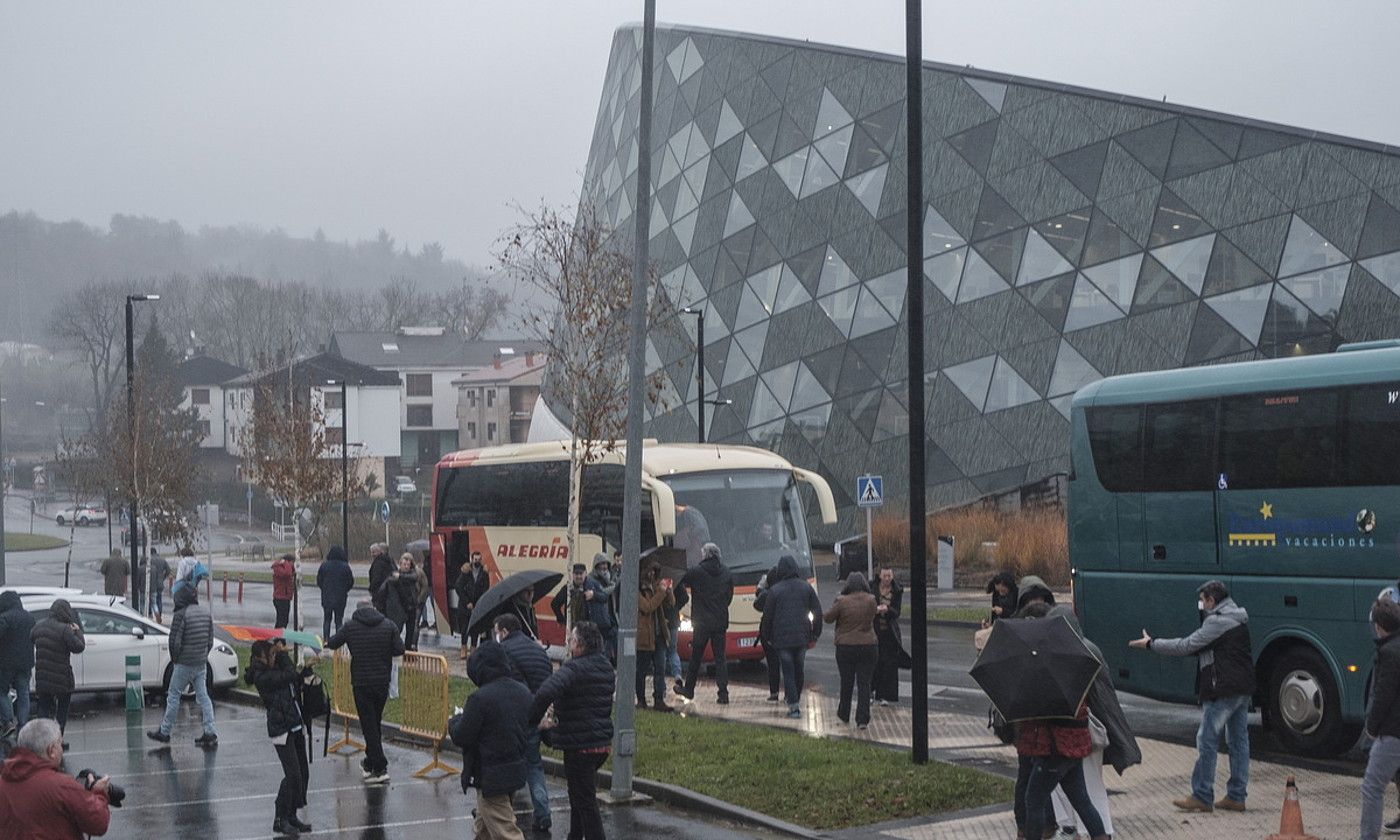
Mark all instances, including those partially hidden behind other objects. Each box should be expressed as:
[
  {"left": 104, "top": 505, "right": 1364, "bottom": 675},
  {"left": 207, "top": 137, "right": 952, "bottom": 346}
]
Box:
[
  {"left": 175, "top": 354, "right": 248, "bottom": 450},
  {"left": 329, "top": 329, "right": 544, "bottom": 470},
  {"left": 453, "top": 351, "right": 546, "bottom": 447},
  {"left": 557, "top": 23, "right": 1400, "bottom": 537}
]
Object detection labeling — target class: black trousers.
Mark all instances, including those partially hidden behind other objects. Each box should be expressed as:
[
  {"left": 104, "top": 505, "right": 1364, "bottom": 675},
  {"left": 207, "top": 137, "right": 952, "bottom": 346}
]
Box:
[
  {"left": 563, "top": 750, "right": 607, "bottom": 840},
  {"left": 352, "top": 684, "right": 389, "bottom": 774},
  {"left": 1014, "top": 753, "right": 1057, "bottom": 833},
  {"left": 273, "top": 599, "right": 291, "bottom": 629},
  {"left": 403, "top": 608, "right": 420, "bottom": 651},
  {"left": 873, "top": 626, "right": 901, "bottom": 701},
  {"left": 635, "top": 646, "right": 666, "bottom": 704},
  {"left": 762, "top": 640, "right": 781, "bottom": 696},
  {"left": 34, "top": 692, "right": 71, "bottom": 731},
  {"left": 273, "top": 729, "right": 309, "bottom": 819},
  {"left": 682, "top": 627, "right": 728, "bottom": 699},
  {"left": 835, "top": 644, "right": 876, "bottom": 725}
]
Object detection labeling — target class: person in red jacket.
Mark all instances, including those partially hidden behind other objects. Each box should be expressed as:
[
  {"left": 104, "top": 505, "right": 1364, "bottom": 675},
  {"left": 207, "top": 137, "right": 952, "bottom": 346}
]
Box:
[
  {"left": 271, "top": 553, "right": 296, "bottom": 629},
  {"left": 0, "top": 718, "right": 111, "bottom": 838}
]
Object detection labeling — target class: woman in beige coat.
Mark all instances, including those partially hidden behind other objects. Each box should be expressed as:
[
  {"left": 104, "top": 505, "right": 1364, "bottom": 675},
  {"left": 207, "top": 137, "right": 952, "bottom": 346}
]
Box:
[{"left": 824, "top": 572, "right": 878, "bottom": 728}]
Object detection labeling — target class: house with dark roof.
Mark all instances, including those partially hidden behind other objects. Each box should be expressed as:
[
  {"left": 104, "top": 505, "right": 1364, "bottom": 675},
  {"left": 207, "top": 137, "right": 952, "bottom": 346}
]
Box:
[
  {"left": 453, "top": 351, "right": 547, "bottom": 447},
  {"left": 175, "top": 355, "right": 248, "bottom": 450},
  {"left": 329, "top": 327, "right": 544, "bottom": 469}
]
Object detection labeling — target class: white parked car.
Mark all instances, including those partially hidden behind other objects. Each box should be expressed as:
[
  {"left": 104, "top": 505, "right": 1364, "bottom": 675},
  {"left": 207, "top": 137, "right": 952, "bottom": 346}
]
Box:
[
  {"left": 393, "top": 475, "right": 417, "bottom": 495},
  {"left": 12, "top": 588, "right": 240, "bottom": 696},
  {"left": 55, "top": 506, "right": 108, "bottom": 527}
]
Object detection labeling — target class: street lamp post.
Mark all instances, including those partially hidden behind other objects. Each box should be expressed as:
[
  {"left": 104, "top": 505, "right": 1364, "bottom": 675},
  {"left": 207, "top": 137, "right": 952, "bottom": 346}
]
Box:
[
  {"left": 126, "top": 293, "right": 159, "bottom": 615},
  {"left": 680, "top": 308, "right": 706, "bottom": 442},
  {"left": 326, "top": 379, "right": 349, "bottom": 555}
]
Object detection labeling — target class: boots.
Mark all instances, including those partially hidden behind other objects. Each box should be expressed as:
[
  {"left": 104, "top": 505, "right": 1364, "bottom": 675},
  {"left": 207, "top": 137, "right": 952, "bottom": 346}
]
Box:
[{"left": 459, "top": 645, "right": 469, "bottom": 660}]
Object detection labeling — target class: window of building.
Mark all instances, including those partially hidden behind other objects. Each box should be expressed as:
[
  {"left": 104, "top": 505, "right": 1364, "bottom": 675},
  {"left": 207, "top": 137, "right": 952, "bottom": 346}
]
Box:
[
  {"left": 467, "top": 422, "right": 477, "bottom": 440},
  {"left": 487, "top": 422, "right": 497, "bottom": 441},
  {"left": 191, "top": 388, "right": 210, "bottom": 405},
  {"left": 324, "top": 390, "right": 344, "bottom": 410},
  {"left": 406, "top": 374, "right": 433, "bottom": 397},
  {"left": 486, "top": 389, "right": 495, "bottom": 408},
  {"left": 468, "top": 390, "right": 477, "bottom": 408},
  {"left": 198, "top": 420, "right": 211, "bottom": 437},
  {"left": 407, "top": 405, "right": 433, "bottom": 427},
  {"left": 325, "top": 427, "right": 344, "bottom": 447},
  {"left": 382, "top": 342, "right": 400, "bottom": 354}
]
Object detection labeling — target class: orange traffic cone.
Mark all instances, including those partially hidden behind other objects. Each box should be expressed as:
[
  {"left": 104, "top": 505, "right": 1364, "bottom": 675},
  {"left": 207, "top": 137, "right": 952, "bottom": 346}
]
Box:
[{"left": 1266, "top": 775, "right": 1318, "bottom": 840}]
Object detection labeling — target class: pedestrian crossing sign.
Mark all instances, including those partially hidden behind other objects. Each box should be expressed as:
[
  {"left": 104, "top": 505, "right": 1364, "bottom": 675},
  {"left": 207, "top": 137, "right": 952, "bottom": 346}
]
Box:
[{"left": 857, "top": 475, "right": 884, "bottom": 508}]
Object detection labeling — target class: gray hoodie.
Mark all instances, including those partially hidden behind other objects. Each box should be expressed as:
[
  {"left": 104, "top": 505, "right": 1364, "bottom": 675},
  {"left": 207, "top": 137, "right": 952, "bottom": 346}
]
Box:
[{"left": 1148, "top": 597, "right": 1256, "bottom": 700}]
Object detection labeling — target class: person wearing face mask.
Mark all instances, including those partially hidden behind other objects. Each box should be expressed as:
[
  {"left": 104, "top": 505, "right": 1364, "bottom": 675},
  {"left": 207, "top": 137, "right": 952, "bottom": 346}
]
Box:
[
  {"left": 493, "top": 614, "right": 553, "bottom": 834},
  {"left": 1129, "top": 580, "right": 1254, "bottom": 815},
  {"left": 456, "top": 552, "right": 491, "bottom": 660}
]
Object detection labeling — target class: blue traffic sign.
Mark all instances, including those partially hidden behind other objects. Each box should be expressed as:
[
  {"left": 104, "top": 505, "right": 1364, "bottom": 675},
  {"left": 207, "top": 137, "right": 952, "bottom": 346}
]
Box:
[
  {"left": 856, "top": 475, "right": 884, "bottom": 508},
  {"left": 378, "top": 500, "right": 391, "bottom": 523}
]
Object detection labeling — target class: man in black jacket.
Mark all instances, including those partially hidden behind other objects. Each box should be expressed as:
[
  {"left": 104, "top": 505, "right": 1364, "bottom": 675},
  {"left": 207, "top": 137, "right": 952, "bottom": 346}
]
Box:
[
  {"left": 754, "top": 555, "right": 821, "bottom": 719},
  {"left": 676, "top": 542, "right": 734, "bottom": 704},
  {"left": 450, "top": 641, "right": 531, "bottom": 840},
  {"left": 494, "top": 614, "right": 553, "bottom": 833},
  {"left": 456, "top": 552, "right": 491, "bottom": 659},
  {"left": 1362, "top": 599, "right": 1400, "bottom": 840},
  {"left": 326, "top": 599, "right": 404, "bottom": 783},
  {"left": 529, "top": 621, "right": 613, "bottom": 840},
  {"left": 0, "top": 591, "right": 36, "bottom": 738},
  {"left": 367, "top": 543, "right": 394, "bottom": 614}
]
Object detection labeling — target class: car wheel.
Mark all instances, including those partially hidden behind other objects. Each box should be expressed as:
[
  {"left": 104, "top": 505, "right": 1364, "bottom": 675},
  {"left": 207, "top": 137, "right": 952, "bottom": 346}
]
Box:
[
  {"left": 1265, "top": 645, "right": 1361, "bottom": 756},
  {"left": 78, "top": 517, "right": 90, "bottom": 526}
]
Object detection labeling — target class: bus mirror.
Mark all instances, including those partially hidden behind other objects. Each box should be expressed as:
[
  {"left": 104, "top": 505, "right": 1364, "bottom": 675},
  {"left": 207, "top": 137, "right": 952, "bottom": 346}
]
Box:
[
  {"left": 644, "top": 477, "right": 677, "bottom": 537},
  {"left": 791, "top": 467, "right": 838, "bottom": 525}
]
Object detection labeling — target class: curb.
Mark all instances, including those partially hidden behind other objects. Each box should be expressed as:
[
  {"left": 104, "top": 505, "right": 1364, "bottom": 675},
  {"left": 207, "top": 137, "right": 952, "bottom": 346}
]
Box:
[{"left": 227, "top": 688, "right": 824, "bottom": 838}]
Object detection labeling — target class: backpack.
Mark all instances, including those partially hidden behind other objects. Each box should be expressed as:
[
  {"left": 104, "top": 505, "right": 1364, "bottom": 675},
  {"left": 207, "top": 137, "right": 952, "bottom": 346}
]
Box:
[{"left": 988, "top": 705, "right": 1015, "bottom": 745}]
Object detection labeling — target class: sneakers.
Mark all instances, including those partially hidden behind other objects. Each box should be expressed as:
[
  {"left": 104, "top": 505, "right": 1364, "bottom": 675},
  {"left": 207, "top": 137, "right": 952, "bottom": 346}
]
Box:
[
  {"left": 1172, "top": 795, "right": 1213, "bottom": 813},
  {"left": 766, "top": 694, "right": 779, "bottom": 704},
  {"left": 287, "top": 816, "right": 313, "bottom": 832},
  {"left": 857, "top": 724, "right": 868, "bottom": 731},
  {"left": 361, "top": 757, "right": 372, "bottom": 779},
  {"left": 1384, "top": 814, "right": 1400, "bottom": 834},
  {"left": 145, "top": 729, "right": 171, "bottom": 744},
  {"left": 673, "top": 679, "right": 684, "bottom": 695},
  {"left": 653, "top": 702, "right": 675, "bottom": 713},
  {"left": 785, "top": 706, "right": 801, "bottom": 719},
  {"left": 1214, "top": 797, "right": 1246, "bottom": 812},
  {"left": 272, "top": 817, "right": 292, "bottom": 836},
  {"left": 878, "top": 699, "right": 890, "bottom": 707},
  {"left": 716, "top": 694, "right": 729, "bottom": 705},
  {"left": 365, "top": 770, "right": 390, "bottom": 784},
  {"left": 194, "top": 733, "right": 218, "bottom": 747}
]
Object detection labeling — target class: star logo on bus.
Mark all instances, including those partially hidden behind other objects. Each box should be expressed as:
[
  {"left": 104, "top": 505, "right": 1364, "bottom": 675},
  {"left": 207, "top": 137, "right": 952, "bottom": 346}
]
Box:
[{"left": 1259, "top": 501, "right": 1273, "bottom": 520}]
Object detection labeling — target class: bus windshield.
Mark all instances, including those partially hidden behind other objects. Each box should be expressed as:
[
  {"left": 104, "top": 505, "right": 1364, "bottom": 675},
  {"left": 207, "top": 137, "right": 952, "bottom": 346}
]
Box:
[{"left": 662, "top": 470, "right": 812, "bottom": 581}]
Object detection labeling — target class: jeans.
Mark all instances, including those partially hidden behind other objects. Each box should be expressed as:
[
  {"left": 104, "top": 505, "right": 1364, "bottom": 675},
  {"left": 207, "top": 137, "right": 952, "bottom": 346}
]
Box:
[
  {"left": 835, "top": 644, "right": 876, "bottom": 725},
  {"left": 777, "top": 646, "right": 807, "bottom": 707},
  {"left": 1052, "top": 749, "right": 1113, "bottom": 836},
  {"left": 273, "top": 728, "right": 309, "bottom": 819},
  {"left": 1192, "top": 693, "right": 1250, "bottom": 805},
  {"left": 160, "top": 662, "right": 216, "bottom": 737},
  {"left": 1362, "top": 736, "right": 1400, "bottom": 839},
  {"left": 524, "top": 727, "right": 550, "bottom": 825},
  {"left": 563, "top": 750, "right": 608, "bottom": 840},
  {"left": 0, "top": 669, "right": 30, "bottom": 730},
  {"left": 682, "top": 627, "right": 729, "bottom": 700},
  {"left": 635, "top": 645, "right": 667, "bottom": 704},
  {"left": 762, "top": 641, "right": 781, "bottom": 696},
  {"left": 322, "top": 604, "right": 344, "bottom": 640},
  {"left": 274, "top": 599, "right": 291, "bottom": 629},
  {"left": 151, "top": 586, "right": 164, "bottom": 619},
  {"left": 34, "top": 692, "right": 71, "bottom": 732},
  {"left": 1013, "top": 753, "right": 1056, "bottom": 832},
  {"left": 666, "top": 638, "right": 681, "bottom": 679},
  {"left": 353, "top": 683, "right": 389, "bottom": 774},
  {"left": 1024, "top": 755, "right": 1104, "bottom": 840}
]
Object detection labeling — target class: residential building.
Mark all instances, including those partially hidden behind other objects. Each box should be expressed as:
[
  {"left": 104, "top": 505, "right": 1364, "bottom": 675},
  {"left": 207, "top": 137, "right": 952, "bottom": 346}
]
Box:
[
  {"left": 454, "top": 351, "right": 546, "bottom": 447},
  {"left": 175, "top": 355, "right": 248, "bottom": 450}
]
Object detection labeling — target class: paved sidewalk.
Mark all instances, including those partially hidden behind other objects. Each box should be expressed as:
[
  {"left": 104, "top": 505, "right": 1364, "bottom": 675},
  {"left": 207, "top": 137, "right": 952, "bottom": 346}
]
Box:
[{"left": 674, "top": 679, "right": 1361, "bottom": 839}]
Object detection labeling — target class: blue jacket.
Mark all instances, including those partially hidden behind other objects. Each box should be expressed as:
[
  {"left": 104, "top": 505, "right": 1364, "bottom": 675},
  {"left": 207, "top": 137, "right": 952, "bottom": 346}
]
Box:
[
  {"left": 754, "top": 555, "right": 822, "bottom": 649},
  {"left": 551, "top": 576, "right": 613, "bottom": 630},
  {"left": 317, "top": 546, "right": 355, "bottom": 610},
  {"left": 0, "top": 592, "right": 36, "bottom": 672},
  {"left": 529, "top": 650, "right": 614, "bottom": 752},
  {"left": 500, "top": 630, "right": 553, "bottom": 693},
  {"left": 450, "top": 642, "right": 533, "bottom": 797}
]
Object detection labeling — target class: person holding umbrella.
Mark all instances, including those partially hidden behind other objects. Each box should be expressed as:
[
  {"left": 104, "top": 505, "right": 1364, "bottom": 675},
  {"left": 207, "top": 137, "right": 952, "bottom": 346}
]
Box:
[
  {"left": 464, "top": 570, "right": 562, "bottom": 648},
  {"left": 245, "top": 639, "right": 312, "bottom": 835}
]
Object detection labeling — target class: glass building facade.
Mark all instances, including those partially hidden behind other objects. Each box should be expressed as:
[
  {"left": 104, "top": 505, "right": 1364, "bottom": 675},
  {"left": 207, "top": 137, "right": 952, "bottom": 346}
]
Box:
[{"left": 565, "top": 24, "right": 1400, "bottom": 537}]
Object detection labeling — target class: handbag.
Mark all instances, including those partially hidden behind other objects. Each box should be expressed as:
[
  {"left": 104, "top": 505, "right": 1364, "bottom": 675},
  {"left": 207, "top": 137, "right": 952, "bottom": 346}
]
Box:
[{"left": 1088, "top": 710, "right": 1109, "bottom": 750}]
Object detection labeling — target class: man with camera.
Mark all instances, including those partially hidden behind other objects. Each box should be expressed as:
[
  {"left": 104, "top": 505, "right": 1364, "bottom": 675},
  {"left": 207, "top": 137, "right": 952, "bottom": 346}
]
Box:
[{"left": 0, "top": 718, "right": 116, "bottom": 837}]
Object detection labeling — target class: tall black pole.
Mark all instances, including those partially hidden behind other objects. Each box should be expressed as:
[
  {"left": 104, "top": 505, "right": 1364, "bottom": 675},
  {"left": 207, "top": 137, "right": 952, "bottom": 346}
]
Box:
[
  {"left": 905, "top": 0, "right": 929, "bottom": 765},
  {"left": 611, "top": 0, "right": 654, "bottom": 801},
  {"left": 125, "top": 297, "right": 142, "bottom": 614},
  {"left": 340, "top": 378, "right": 348, "bottom": 555}
]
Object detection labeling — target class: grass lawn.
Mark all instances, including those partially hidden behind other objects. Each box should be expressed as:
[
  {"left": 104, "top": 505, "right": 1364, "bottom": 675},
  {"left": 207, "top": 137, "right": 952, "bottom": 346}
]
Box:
[
  {"left": 3, "top": 532, "right": 67, "bottom": 551},
  {"left": 929, "top": 606, "right": 991, "bottom": 624},
  {"left": 231, "top": 645, "right": 1011, "bottom": 830}
]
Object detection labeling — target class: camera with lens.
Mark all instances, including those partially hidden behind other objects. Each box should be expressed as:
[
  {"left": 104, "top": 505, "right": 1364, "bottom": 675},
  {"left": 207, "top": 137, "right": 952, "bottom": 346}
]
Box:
[{"left": 75, "top": 769, "right": 126, "bottom": 808}]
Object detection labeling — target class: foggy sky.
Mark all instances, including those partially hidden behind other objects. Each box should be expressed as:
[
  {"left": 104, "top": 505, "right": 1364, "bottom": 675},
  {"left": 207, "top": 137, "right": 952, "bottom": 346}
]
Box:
[{"left": 3, "top": 1, "right": 1398, "bottom": 269}]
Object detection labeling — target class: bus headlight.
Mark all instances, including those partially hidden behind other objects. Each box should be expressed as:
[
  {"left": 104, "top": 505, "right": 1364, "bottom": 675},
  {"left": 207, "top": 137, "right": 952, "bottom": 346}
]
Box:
[{"left": 679, "top": 618, "right": 693, "bottom": 633}]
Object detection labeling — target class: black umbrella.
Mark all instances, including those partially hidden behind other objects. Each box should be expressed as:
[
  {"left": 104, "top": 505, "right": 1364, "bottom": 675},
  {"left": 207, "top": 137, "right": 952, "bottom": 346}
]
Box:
[
  {"left": 969, "top": 615, "right": 1102, "bottom": 722},
  {"left": 464, "top": 569, "right": 563, "bottom": 638},
  {"left": 640, "top": 545, "right": 688, "bottom": 584}
]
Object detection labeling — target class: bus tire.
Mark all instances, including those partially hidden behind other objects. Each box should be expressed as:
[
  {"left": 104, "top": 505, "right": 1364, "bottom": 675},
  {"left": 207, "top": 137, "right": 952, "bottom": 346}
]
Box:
[{"left": 1264, "top": 646, "right": 1359, "bottom": 757}]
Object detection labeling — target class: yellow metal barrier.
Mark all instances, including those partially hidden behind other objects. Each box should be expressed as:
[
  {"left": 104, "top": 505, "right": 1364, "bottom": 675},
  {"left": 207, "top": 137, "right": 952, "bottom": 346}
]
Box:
[
  {"left": 326, "top": 649, "right": 364, "bottom": 755},
  {"left": 398, "top": 651, "right": 459, "bottom": 779}
]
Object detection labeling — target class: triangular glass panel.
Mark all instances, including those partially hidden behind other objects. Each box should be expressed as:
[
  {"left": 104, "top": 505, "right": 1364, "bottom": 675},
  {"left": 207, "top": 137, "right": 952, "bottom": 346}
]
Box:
[
  {"left": 1063, "top": 273, "right": 1126, "bottom": 332},
  {"left": 723, "top": 191, "right": 756, "bottom": 239},
  {"left": 1035, "top": 209, "right": 1092, "bottom": 265},
  {"left": 965, "top": 77, "right": 1007, "bottom": 112},
  {"left": 799, "top": 147, "right": 840, "bottom": 198},
  {"left": 814, "top": 123, "right": 854, "bottom": 177},
  {"left": 1260, "top": 284, "right": 1333, "bottom": 357},
  {"left": 818, "top": 246, "right": 860, "bottom": 296},
  {"left": 865, "top": 270, "right": 907, "bottom": 319},
  {"left": 673, "top": 210, "right": 698, "bottom": 255},
  {"left": 747, "top": 263, "right": 783, "bottom": 312},
  {"left": 1049, "top": 394, "right": 1074, "bottom": 420},
  {"left": 715, "top": 100, "right": 744, "bottom": 146},
  {"left": 872, "top": 390, "right": 909, "bottom": 441},
  {"left": 1360, "top": 252, "right": 1400, "bottom": 298},
  {"left": 762, "top": 360, "right": 801, "bottom": 410},
  {"left": 736, "top": 134, "right": 768, "bottom": 182},
  {"left": 772, "top": 147, "right": 808, "bottom": 198},
  {"left": 814, "top": 88, "right": 854, "bottom": 140},
  {"left": 924, "top": 247, "right": 967, "bottom": 304},
  {"left": 1184, "top": 304, "right": 1253, "bottom": 363},
  {"left": 1358, "top": 194, "right": 1400, "bottom": 260},
  {"left": 732, "top": 322, "right": 768, "bottom": 372},
  {"left": 1148, "top": 188, "right": 1211, "bottom": 248},
  {"left": 722, "top": 337, "right": 757, "bottom": 387},
  {"left": 684, "top": 123, "right": 710, "bottom": 169},
  {"left": 659, "top": 265, "right": 686, "bottom": 308},
  {"left": 732, "top": 282, "right": 770, "bottom": 332},
  {"left": 1164, "top": 121, "right": 1231, "bottom": 181},
  {"left": 673, "top": 178, "right": 700, "bottom": 221},
  {"left": 1049, "top": 142, "right": 1109, "bottom": 200},
  {"left": 1278, "top": 215, "right": 1349, "bottom": 278},
  {"left": 649, "top": 201, "right": 670, "bottom": 240},
  {"left": 1081, "top": 208, "right": 1140, "bottom": 267},
  {"left": 1021, "top": 272, "right": 1076, "bottom": 332},
  {"left": 974, "top": 228, "right": 1026, "bottom": 285},
  {"left": 1115, "top": 119, "right": 1177, "bottom": 180},
  {"left": 850, "top": 287, "right": 898, "bottom": 338},
  {"left": 683, "top": 155, "right": 709, "bottom": 201},
  {"left": 984, "top": 356, "right": 1040, "bottom": 413},
  {"left": 787, "top": 244, "right": 827, "bottom": 295},
  {"left": 1151, "top": 233, "right": 1215, "bottom": 295},
  {"left": 861, "top": 101, "right": 903, "bottom": 153},
  {"left": 667, "top": 123, "right": 693, "bottom": 167},
  {"left": 943, "top": 355, "right": 997, "bottom": 411},
  {"left": 1204, "top": 236, "right": 1272, "bottom": 297},
  {"left": 845, "top": 125, "right": 888, "bottom": 178},
  {"left": 1083, "top": 252, "right": 1144, "bottom": 311},
  {"left": 957, "top": 250, "right": 1010, "bottom": 303},
  {"left": 1018, "top": 229, "right": 1075, "bottom": 286},
  {"left": 972, "top": 186, "right": 1024, "bottom": 242},
  {"left": 789, "top": 362, "right": 831, "bottom": 413},
  {"left": 948, "top": 120, "right": 998, "bottom": 175},
  {"left": 773, "top": 265, "right": 812, "bottom": 314},
  {"left": 658, "top": 145, "right": 683, "bottom": 188},
  {"left": 747, "top": 379, "right": 786, "bottom": 428},
  {"left": 1279, "top": 263, "right": 1349, "bottom": 321},
  {"left": 1204, "top": 282, "right": 1272, "bottom": 344},
  {"left": 816, "top": 285, "right": 860, "bottom": 337},
  {"left": 925, "top": 205, "right": 967, "bottom": 254},
  {"left": 847, "top": 163, "right": 888, "bottom": 215},
  {"left": 793, "top": 402, "right": 833, "bottom": 443},
  {"left": 1132, "top": 256, "right": 1196, "bottom": 314},
  {"left": 1047, "top": 339, "right": 1102, "bottom": 397}
]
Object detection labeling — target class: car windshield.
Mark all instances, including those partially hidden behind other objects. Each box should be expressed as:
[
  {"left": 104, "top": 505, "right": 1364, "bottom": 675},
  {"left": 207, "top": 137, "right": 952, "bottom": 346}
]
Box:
[{"left": 661, "top": 470, "right": 812, "bottom": 583}]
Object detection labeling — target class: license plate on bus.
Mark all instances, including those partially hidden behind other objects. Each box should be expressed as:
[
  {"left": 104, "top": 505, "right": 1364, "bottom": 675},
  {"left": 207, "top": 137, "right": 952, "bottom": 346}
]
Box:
[{"left": 737, "top": 637, "right": 757, "bottom": 648}]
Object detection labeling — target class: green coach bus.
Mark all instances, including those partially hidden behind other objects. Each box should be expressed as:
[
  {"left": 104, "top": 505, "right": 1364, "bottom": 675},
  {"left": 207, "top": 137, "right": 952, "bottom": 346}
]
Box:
[{"left": 1069, "top": 340, "right": 1400, "bottom": 756}]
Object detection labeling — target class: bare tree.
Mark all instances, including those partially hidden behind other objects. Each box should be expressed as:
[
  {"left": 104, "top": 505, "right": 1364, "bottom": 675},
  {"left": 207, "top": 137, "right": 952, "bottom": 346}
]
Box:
[
  {"left": 496, "top": 200, "right": 677, "bottom": 576},
  {"left": 47, "top": 281, "right": 128, "bottom": 422},
  {"left": 433, "top": 279, "right": 511, "bottom": 339}
]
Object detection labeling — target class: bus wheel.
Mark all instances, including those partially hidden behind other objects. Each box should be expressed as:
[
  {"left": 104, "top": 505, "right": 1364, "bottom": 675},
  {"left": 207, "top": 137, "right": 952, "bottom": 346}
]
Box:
[{"left": 1265, "top": 646, "right": 1359, "bottom": 756}]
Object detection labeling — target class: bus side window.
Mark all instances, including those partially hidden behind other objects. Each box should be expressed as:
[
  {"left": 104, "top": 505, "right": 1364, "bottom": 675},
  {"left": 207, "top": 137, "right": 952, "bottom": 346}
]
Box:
[
  {"left": 1086, "top": 406, "right": 1143, "bottom": 491},
  {"left": 1143, "top": 401, "right": 1216, "bottom": 492},
  {"left": 1343, "top": 385, "right": 1400, "bottom": 486},
  {"left": 1220, "top": 391, "right": 1338, "bottom": 489}
]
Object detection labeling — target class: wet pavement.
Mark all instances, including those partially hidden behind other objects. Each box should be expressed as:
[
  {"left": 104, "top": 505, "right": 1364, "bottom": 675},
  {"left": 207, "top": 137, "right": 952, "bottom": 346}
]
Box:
[{"left": 24, "top": 695, "right": 784, "bottom": 839}]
